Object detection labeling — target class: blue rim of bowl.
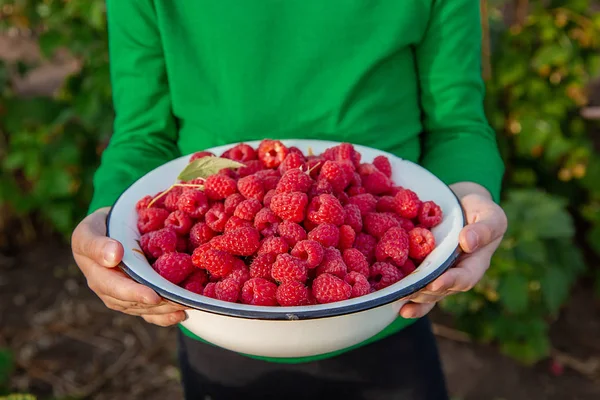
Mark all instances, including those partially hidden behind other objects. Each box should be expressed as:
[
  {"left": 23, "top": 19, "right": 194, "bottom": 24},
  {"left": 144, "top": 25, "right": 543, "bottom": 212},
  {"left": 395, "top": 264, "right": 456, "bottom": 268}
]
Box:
[{"left": 107, "top": 176, "right": 466, "bottom": 322}]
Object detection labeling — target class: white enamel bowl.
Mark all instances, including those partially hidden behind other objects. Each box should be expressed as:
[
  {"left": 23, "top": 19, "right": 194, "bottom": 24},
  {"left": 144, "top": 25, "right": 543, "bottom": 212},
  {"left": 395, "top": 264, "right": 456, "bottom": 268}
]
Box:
[{"left": 107, "top": 139, "right": 465, "bottom": 358}]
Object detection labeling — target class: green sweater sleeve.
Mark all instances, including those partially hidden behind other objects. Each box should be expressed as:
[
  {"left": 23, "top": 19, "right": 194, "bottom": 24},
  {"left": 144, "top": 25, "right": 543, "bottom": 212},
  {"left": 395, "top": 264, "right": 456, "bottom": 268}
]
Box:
[
  {"left": 415, "top": 0, "right": 504, "bottom": 203},
  {"left": 88, "top": 0, "right": 179, "bottom": 214}
]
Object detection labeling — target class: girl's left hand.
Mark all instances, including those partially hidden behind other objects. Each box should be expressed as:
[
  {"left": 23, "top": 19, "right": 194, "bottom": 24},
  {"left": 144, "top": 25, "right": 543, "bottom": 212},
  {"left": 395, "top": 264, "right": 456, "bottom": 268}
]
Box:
[{"left": 398, "top": 182, "right": 508, "bottom": 319}]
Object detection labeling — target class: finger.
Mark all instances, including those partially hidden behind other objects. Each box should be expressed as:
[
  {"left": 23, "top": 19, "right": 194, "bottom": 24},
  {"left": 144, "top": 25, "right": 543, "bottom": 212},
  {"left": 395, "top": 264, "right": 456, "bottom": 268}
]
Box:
[
  {"left": 86, "top": 263, "right": 162, "bottom": 305},
  {"left": 405, "top": 292, "right": 444, "bottom": 304},
  {"left": 399, "top": 302, "right": 435, "bottom": 319},
  {"left": 99, "top": 295, "right": 187, "bottom": 315},
  {"left": 72, "top": 209, "right": 124, "bottom": 267},
  {"left": 141, "top": 311, "right": 187, "bottom": 327},
  {"left": 459, "top": 199, "right": 507, "bottom": 253}
]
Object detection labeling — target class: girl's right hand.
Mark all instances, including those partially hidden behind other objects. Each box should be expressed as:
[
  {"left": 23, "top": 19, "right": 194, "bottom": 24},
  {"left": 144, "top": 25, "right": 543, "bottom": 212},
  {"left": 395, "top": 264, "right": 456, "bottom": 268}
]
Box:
[{"left": 71, "top": 207, "right": 187, "bottom": 326}]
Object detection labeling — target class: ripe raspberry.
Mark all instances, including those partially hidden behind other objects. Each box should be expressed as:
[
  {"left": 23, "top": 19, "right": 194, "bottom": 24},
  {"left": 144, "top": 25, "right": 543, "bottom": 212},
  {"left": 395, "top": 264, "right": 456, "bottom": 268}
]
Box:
[
  {"left": 307, "top": 194, "right": 345, "bottom": 226},
  {"left": 164, "top": 186, "right": 183, "bottom": 212},
  {"left": 354, "top": 232, "right": 377, "bottom": 263},
  {"left": 203, "top": 282, "right": 217, "bottom": 298},
  {"left": 153, "top": 252, "right": 194, "bottom": 284},
  {"left": 238, "top": 160, "right": 264, "bottom": 177},
  {"left": 226, "top": 259, "right": 251, "bottom": 286},
  {"left": 176, "top": 236, "right": 189, "bottom": 253},
  {"left": 224, "top": 216, "right": 253, "bottom": 232},
  {"left": 278, "top": 152, "right": 306, "bottom": 175},
  {"left": 204, "top": 175, "right": 238, "bottom": 200},
  {"left": 362, "top": 170, "right": 392, "bottom": 195},
  {"left": 363, "top": 212, "right": 400, "bottom": 238},
  {"left": 262, "top": 176, "right": 279, "bottom": 192},
  {"left": 254, "top": 207, "right": 280, "bottom": 236},
  {"left": 189, "top": 222, "right": 216, "bottom": 249},
  {"left": 237, "top": 175, "right": 265, "bottom": 201},
  {"left": 211, "top": 227, "right": 261, "bottom": 256},
  {"left": 215, "top": 278, "right": 241, "bottom": 303},
  {"left": 271, "top": 254, "right": 308, "bottom": 284},
  {"left": 217, "top": 167, "right": 239, "bottom": 180},
  {"left": 192, "top": 247, "right": 235, "bottom": 278},
  {"left": 249, "top": 252, "right": 276, "bottom": 280},
  {"left": 408, "top": 227, "right": 436, "bottom": 260},
  {"left": 255, "top": 169, "right": 280, "bottom": 180},
  {"left": 241, "top": 278, "right": 278, "bottom": 306},
  {"left": 336, "top": 191, "right": 349, "bottom": 206},
  {"left": 307, "top": 223, "right": 339, "bottom": 248},
  {"left": 144, "top": 228, "right": 177, "bottom": 259},
  {"left": 376, "top": 227, "right": 410, "bottom": 266},
  {"left": 288, "top": 146, "right": 305, "bottom": 157},
  {"left": 418, "top": 201, "right": 443, "bottom": 228},
  {"left": 228, "top": 143, "right": 257, "bottom": 162},
  {"left": 233, "top": 199, "right": 262, "bottom": 221},
  {"left": 312, "top": 273, "right": 352, "bottom": 304},
  {"left": 137, "top": 208, "right": 170, "bottom": 234},
  {"left": 316, "top": 248, "right": 347, "bottom": 279},
  {"left": 176, "top": 189, "right": 209, "bottom": 218},
  {"left": 277, "top": 221, "right": 307, "bottom": 247},
  {"left": 348, "top": 193, "right": 377, "bottom": 214},
  {"left": 205, "top": 203, "right": 228, "bottom": 232},
  {"left": 399, "top": 217, "right": 415, "bottom": 232},
  {"left": 357, "top": 163, "right": 377, "bottom": 177},
  {"left": 189, "top": 151, "right": 215, "bottom": 162},
  {"left": 370, "top": 262, "right": 404, "bottom": 290},
  {"left": 372, "top": 155, "right": 392, "bottom": 178},
  {"left": 224, "top": 193, "right": 246, "bottom": 214},
  {"left": 136, "top": 195, "right": 153, "bottom": 212},
  {"left": 338, "top": 225, "right": 356, "bottom": 250},
  {"left": 276, "top": 168, "right": 312, "bottom": 193},
  {"left": 322, "top": 143, "right": 361, "bottom": 167},
  {"left": 394, "top": 188, "right": 422, "bottom": 219},
  {"left": 343, "top": 204, "right": 363, "bottom": 233},
  {"left": 276, "top": 281, "right": 311, "bottom": 306},
  {"left": 258, "top": 139, "right": 289, "bottom": 168},
  {"left": 263, "top": 189, "right": 276, "bottom": 208},
  {"left": 258, "top": 236, "right": 290, "bottom": 256},
  {"left": 181, "top": 270, "right": 209, "bottom": 294},
  {"left": 320, "top": 161, "right": 351, "bottom": 193},
  {"left": 164, "top": 210, "right": 193, "bottom": 236},
  {"left": 270, "top": 192, "right": 308, "bottom": 223},
  {"left": 345, "top": 271, "right": 370, "bottom": 298},
  {"left": 347, "top": 186, "right": 366, "bottom": 196},
  {"left": 303, "top": 218, "right": 318, "bottom": 233},
  {"left": 342, "top": 248, "right": 369, "bottom": 277},
  {"left": 290, "top": 240, "right": 324, "bottom": 268},
  {"left": 399, "top": 258, "right": 416, "bottom": 275},
  {"left": 306, "top": 157, "right": 324, "bottom": 179},
  {"left": 308, "top": 178, "right": 334, "bottom": 199},
  {"left": 376, "top": 196, "right": 396, "bottom": 213}
]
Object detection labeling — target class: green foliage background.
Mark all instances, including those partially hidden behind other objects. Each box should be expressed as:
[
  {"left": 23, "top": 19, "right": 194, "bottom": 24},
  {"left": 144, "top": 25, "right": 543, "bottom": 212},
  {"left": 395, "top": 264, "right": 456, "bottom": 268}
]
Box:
[{"left": 0, "top": 0, "right": 599, "bottom": 367}]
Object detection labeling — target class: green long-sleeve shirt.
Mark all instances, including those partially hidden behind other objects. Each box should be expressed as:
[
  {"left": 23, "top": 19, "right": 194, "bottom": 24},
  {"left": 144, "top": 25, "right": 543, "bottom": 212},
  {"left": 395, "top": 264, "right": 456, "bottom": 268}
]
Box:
[{"left": 91, "top": 0, "right": 504, "bottom": 363}]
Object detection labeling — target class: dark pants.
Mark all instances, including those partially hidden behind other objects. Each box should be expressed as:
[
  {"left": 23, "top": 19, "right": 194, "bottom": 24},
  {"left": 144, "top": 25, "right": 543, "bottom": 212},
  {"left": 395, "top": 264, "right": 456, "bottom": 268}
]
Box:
[{"left": 177, "top": 317, "right": 449, "bottom": 400}]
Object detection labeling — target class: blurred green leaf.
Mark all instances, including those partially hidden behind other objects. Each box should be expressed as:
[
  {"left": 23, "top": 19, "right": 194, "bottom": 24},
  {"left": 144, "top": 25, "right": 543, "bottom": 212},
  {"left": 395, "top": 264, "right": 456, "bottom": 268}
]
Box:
[
  {"left": 0, "top": 348, "right": 14, "bottom": 387},
  {"left": 498, "top": 274, "right": 529, "bottom": 314}
]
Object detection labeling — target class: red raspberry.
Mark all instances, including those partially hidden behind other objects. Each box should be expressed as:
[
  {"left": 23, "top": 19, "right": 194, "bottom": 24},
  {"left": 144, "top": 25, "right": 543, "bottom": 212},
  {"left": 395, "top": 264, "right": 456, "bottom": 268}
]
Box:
[
  {"left": 177, "top": 189, "right": 209, "bottom": 218},
  {"left": 215, "top": 278, "right": 241, "bottom": 303},
  {"left": 205, "top": 203, "right": 228, "bottom": 232},
  {"left": 306, "top": 158, "right": 324, "bottom": 179},
  {"left": 204, "top": 175, "right": 238, "bottom": 200},
  {"left": 255, "top": 169, "right": 280, "bottom": 180},
  {"left": 399, "top": 259, "right": 417, "bottom": 275},
  {"left": 278, "top": 152, "right": 306, "bottom": 175},
  {"left": 228, "top": 143, "right": 257, "bottom": 162},
  {"left": 270, "top": 192, "right": 308, "bottom": 223},
  {"left": 164, "top": 186, "right": 183, "bottom": 212},
  {"left": 303, "top": 218, "right": 318, "bottom": 233},
  {"left": 308, "top": 178, "right": 334, "bottom": 199},
  {"left": 181, "top": 270, "right": 209, "bottom": 294},
  {"left": 153, "top": 252, "right": 194, "bottom": 284},
  {"left": 320, "top": 161, "right": 351, "bottom": 193},
  {"left": 176, "top": 236, "right": 189, "bottom": 253},
  {"left": 307, "top": 223, "right": 339, "bottom": 248},
  {"left": 276, "top": 168, "right": 312, "bottom": 193},
  {"left": 363, "top": 212, "right": 400, "bottom": 238},
  {"left": 137, "top": 208, "right": 170, "bottom": 234},
  {"left": 394, "top": 188, "right": 422, "bottom": 219},
  {"left": 226, "top": 259, "right": 251, "bottom": 286},
  {"left": 249, "top": 252, "right": 276, "bottom": 280},
  {"left": 362, "top": 170, "right": 392, "bottom": 195},
  {"left": 271, "top": 254, "right": 308, "bottom": 284},
  {"left": 277, "top": 221, "right": 307, "bottom": 247},
  {"left": 338, "top": 225, "right": 356, "bottom": 250},
  {"left": 164, "top": 210, "right": 193, "bottom": 236},
  {"left": 144, "top": 228, "right": 177, "bottom": 259},
  {"left": 376, "top": 227, "right": 410, "bottom": 266},
  {"left": 258, "top": 139, "right": 289, "bottom": 168},
  {"left": 254, "top": 207, "right": 280, "bottom": 235},
  {"left": 237, "top": 175, "right": 265, "bottom": 201},
  {"left": 288, "top": 146, "right": 305, "bottom": 157},
  {"left": 224, "top": 193, "right": 246, "bottom": 214},
  {"left": 258, "top": 236, "right": 289, "bottom": 256},
  {"left": 337, "top": 191, "right": 349, "bottom": 206},
  {"left": 263, "top": 189, "right": 276, "bottom": 208},
  {"left": 399, "top": 217, "right": 415, "bottom": 232},
  {"left": 211, "top": 227, "right": 261, "bottom": 256},
  {"left": 189, "top": 222, "right": 216, "bottom": 249},
  {"left": 307, "top": 194, "right": 345, "bottom": 226},
  {"left": 192, "top": 247, "right": 235, "bottom": 278},
  {"left": 262, "top": 175, "right": 280, "bottom": 192},
  {"left": 348, "top": 193, "right": 377, "bottom": 214},
  {"left": 342, "top": 248, "right": 369, "bottom": 277},
  {"left": 189, "top": 151, "right": 215, "bottom": 162},
  {"left": 408, "top": 227, "right": 436, "bottom": 260},
  {"left": 203, "top": 282, "right": 217, "bottom": 298},
  {"left": 238, "top": 160, "right": 264, "bottom": 177},
  {"left": 217, "top": 167, "right": 239, "bottom": 180},
  {"left": 370, "top": 262, "right": 404, "bottom": 290},
  {"left": 354, "top": 232, "right": 377, "bottom": 263},
  {"left": 418, "top": 201, "right": 443, "bottom": 228},
  {"left": 316, "top": 248, "right": 347, "bottom": 279},
  {"left": 276, "top": 281, "right": 311, "bottom": 306},
  {"left": 224, "top": 216, "right": 253, "bottom": 232},
  {"left": 388, "top": 186, "right": 403, "bottom": 196},
  {"left": 290, "top": 240, "right": 324, "bottom": 268},
  {"left": 233, "top": 199, "right": 262, "bottom": 221},
  {"left": 241, "top": 278, "right": 278, "bottom": 306},
  {"left": 136, "top": 195, "right": 153, "bottom": 211},
  {"left": 345, "top": 271, "right": 370, "bottom": 298},
  {"left": 347, "top": 186, "right": 366, "bottom": 197},
  {"left": 312, "top": 273, "right": 352, "bottom": 304},
  {"left": 322, "top": 143, "right": 361, "bottom": 167},
  {"left": 372, "top": 155, "right": 392, "bottom": 178},
  {"left": 376, "top": 196, "right": 396, "bottom": 213},
  {"left": 343, "top": 204, "right": 363, "bottom": 233},
  {"left": 149, "top": 191, "right": 167, "bottom": 208},
  {"left": 357, "top": 163, "right": 377, "bottom": 177}
]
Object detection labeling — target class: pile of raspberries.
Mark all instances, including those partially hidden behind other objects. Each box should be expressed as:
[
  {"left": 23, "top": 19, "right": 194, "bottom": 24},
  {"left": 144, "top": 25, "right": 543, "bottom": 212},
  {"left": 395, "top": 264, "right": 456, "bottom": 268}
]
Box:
[{"left": 135, "top": 140, "right": 442, "bottom": 306}]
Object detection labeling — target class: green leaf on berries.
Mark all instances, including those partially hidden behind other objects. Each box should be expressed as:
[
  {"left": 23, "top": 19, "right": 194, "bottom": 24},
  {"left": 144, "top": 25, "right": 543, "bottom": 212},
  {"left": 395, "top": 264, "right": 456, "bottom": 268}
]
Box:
[{"left": 177, "top": 157, "right": 244, "bottom": 181}]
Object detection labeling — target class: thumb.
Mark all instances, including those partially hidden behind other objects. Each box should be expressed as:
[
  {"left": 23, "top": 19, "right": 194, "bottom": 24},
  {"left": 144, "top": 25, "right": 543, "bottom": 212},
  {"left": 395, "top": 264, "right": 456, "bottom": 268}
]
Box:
[
  {"left": 72, "top": 207, "right": 124, "bottom": 268},
  {"left": 459, "top": 207, "right": 507, "bottom": 253}
]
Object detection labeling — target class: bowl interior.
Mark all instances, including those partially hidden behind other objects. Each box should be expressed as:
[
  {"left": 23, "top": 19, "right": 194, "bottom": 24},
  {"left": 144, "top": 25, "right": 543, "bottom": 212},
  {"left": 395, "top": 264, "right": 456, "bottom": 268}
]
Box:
[{"left": 107, "top": 139, "right": 464, "bottom": 320}]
